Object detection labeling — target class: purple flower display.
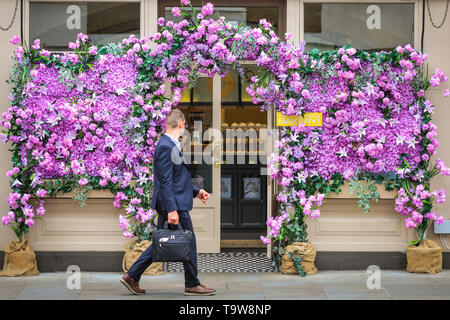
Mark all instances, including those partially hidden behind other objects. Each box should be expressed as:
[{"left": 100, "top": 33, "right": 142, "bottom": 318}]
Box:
[{"left": 2, "top": 2, "right": 449, "bottom": 247}]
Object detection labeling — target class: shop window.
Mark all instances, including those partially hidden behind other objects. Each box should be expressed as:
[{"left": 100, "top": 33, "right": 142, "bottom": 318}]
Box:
[
  {"left": 221, "top": 65, "right": 267, "bottom": 163},
  {"left": 164, "top": 6, "right": 279, "bottom": 35},
  {"left": 303, "top": 2, "right": 414, "bottom": 52},
  {"left": 29, "top": 2, "right": 140, "bottom": 51}
]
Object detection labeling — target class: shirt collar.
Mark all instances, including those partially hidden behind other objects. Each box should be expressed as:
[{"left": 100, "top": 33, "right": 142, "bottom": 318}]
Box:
[{"left": 164, "top": 133, "right": 181, "bottom": 150}]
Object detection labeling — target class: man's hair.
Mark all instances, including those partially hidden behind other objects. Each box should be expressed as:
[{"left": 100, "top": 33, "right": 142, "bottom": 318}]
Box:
[{"left": 165, "top": 108, "right": 185, "bottom": 129}]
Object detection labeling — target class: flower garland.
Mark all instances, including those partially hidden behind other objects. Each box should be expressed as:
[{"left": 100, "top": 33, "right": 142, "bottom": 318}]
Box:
[{"left": 257, "top": 46, "right": 450, "bottom": 249}]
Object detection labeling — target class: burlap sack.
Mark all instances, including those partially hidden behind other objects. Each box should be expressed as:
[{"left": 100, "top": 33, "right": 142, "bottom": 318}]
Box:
[
  {"left": 281, "top": 242, "right": 318, "bottom": 275},
  {"left": 0, "top": 239, "right": 39, "bottom": 277},
  {"left": 406, "top": 239, "right": 442, "bottom": 274},
  {"left": 122, "top": 240, "right": 165, "bottom": 276}
]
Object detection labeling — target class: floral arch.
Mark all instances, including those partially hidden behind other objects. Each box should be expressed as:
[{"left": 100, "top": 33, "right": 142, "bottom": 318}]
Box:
[{"left": 2, "top": 1, "right": 449, "bottom": 259}]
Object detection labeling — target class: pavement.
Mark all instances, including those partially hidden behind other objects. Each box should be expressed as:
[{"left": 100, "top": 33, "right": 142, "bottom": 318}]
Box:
[{"left": 0, "top": 270, "right": 449, "bottom": 300}]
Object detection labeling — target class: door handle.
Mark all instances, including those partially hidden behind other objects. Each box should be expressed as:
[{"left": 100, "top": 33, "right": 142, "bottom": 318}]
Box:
[{"left": 213, "top": 141, "right": 221, "bottom": 167}]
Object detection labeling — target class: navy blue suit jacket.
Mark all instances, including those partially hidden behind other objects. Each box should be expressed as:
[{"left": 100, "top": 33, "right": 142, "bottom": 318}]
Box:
[{"left": 150, "top": 134, "right": 200, "bottom": 212}]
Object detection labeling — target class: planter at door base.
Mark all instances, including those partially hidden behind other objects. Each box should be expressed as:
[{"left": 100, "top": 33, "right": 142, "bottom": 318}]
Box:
[
  {"left": 0, "top": 239, "right": 39, "bottom": 277},
  {"left": 406, "top": 239, "right": 442, "bottom": 274},
  {"left": 122, "top": 240, "right": 165, "bottom": 276},
  {"left": 281, "top": 242, "right": 318, "bottom": 275}
]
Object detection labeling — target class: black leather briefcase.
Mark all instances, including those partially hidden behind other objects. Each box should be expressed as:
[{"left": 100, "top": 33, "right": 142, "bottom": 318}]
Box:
[{"left": 152, "top": 221, "right": 193, "bottom": 262}]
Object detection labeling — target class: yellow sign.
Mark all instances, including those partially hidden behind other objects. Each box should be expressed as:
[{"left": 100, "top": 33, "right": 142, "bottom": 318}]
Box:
[{"left": 276, "top": 112, "right": 322, "bottom": 127}]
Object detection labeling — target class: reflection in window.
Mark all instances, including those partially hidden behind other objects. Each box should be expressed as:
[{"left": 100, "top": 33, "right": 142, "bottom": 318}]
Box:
[
  {"left": 164, "top": 6, "right": 279, "bottom": 35},
  {"left": 178, "top": 75, "right": 213, "bottom": 193},
  {"left": 180, "top": 77, "right": 212, "bottom": 103},
  {"left": 221, "top": 65, "right": 267, "bottom": 160},
  {"left": 304, "top": 3, "right": 414, "bottom": 52},
  {"left": 243, "top": 176, "right": 261, "bottom": 199},
  {"left": 30, "top": 2, "right": 140, "bottom": 51},
  {"left": 221, "top": 176, "right": 232, "bottom": 199},
  {"left": 221, "top": 65, "right": 263, "bottom": 104}
]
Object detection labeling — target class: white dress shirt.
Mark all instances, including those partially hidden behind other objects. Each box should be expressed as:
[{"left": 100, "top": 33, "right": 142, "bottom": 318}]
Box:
[{"left": 164, "top": 133, "right": 182, "bottom": 151}]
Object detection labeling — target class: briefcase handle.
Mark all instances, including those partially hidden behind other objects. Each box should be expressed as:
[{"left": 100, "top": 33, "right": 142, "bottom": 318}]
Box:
[{"left": 163, "top": 221, "right": 183, "bottom": 231}]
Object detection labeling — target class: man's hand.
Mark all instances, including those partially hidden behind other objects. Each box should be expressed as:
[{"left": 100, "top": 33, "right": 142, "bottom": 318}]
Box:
[
  {"left": 196, "top": 189, "right": 210, "bottom": 204},
  {"left": 168, "top": 210, "right": 179, "bottom": 224}
]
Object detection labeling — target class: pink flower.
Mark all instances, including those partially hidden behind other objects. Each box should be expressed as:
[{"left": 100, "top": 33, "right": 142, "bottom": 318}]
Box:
[
  {"left": 7, "top": 211, "right": 15, "bottom": 220},
  {"left": 78, "top": 178, "right": 89, "bottom": 186},
  {"left": 36, "top": 189, "right": 48, "bottom": 197},
  {"left": 444, "top": 89, "right": 450, "bottom": 97},
  {"left": 130, "top": 198, "right": 141, "bottom": 205},
  {"left": 36, "top": 204, "right": 46, "bottom": 216},
  {"left": 68, "top": 41, "right": 80, "bottom": 50},
  {"left": 310, "top": 209, "right": 320, "bottom": 219},
  {"left": 172, "top": 7, "right": 181, "bottom": 17},
  {"left": 395, "top": 45, "right": 404, "bottom": 54},
  {"left": 88, "top": 46, "right": 97, "bottom": 55},
  {"left": 157, "top": 17, "right": 165, "bottom": 26},
  {"left": 2, "top": 216, "right": 10, "bottom": 226},
  {"left": 301, "top": 89, "right": 310, "bottom": 99},
  {"left": 201, "top": 2, "right": 214, "bottom": 16},
  {"left": 31, "top": 39, "right": 41, "bottom": 50},
  {"left": 260, "top": 235, "right": 271, "bottom": 245},
  {"left": 25, "top": 218, "right": 35, "bottom": 227},
  {"left": 404, "top": 217, "right": 417, "bottom": 229},
  {"left": 9, "top": 35, "right": 20, "bottom": 45},
  {"left": 77, "top": 33, "right": 89, "bottom": 42},
  {"left": 346, "top": 48, "right": 356, "bottom": 56},
  {"left": 40, "top": 49, "right": 50, "bottom": 57}
]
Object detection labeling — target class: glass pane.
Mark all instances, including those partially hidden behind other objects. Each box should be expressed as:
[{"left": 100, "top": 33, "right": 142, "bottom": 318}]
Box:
[
  {"left": 180, "top": 77, "right": 213, "bottom": 103},
  {"left": 221, "top": 65, "right": 263, "bottom": 103},
  {"left": 304, "top": 3, "right": 414, "bottom": 52},
  {"left": 221, "top": 176, "right": 233, "bottom": 199},
  {"left": 164, "top": 6, "right": 279, "bottom": 35},
  {"left": 178, "top": 77, "right": 213, "bottom": 193},
  {"left": 190, "top": 165, "right": 212, "bottom": 194},
  {"left": 30, "top": 2, "right": 140, "bottom": 51},
  {"left": 242, "top": 176, "right": 261, "bottom": 199},
  {"left": 221, "top": 65, "right": 267, "bottom": 162}
]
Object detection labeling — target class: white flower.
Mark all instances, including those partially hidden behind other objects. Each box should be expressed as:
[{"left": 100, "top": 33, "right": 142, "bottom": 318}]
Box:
[
  {"left": 362, "top": 82, "right": 376, "bottom": 97},
  {"left": 395, "top": 134, "right": 406, "bottom": 145},
  {"left": 389, "top": 118, "right": 400, "bottom": 127},
  {"left": 376, "top": 118, "right": 387, "bottom": 128},
  {"left": 406, "top": 137, "right": 417, "bottom": 149},
  {"left": 376, "top": 135, "right": 386, "bottom": 144},
  {"left": 116, "top": 87, "right": 126, "bottom": 95},
  {"left": 337, "top": 147, "right": 348, "bottom": 158},
  {"left": 296, "top": 172, "right": 307, "bottom": 183}
]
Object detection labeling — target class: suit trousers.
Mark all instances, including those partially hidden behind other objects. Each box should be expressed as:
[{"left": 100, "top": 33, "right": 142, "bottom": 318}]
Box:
[{"left": 127, "top": 210, "right": 201, "bottom": 288}]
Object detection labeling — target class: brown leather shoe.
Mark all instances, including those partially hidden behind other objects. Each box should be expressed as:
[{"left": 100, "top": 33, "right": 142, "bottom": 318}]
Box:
[
  {"left": 120, "top": 273, "right": 145, "bottom": 295},
  {"left": 200, "top": 284, "right": 216, "bottom": 293},
  {"left": 185, "top": 284, "right": 216, "bottom": 296}
]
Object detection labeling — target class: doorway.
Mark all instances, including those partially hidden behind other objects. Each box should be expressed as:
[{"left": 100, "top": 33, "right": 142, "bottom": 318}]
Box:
[
  {"left": 175, "top": 62, "right": 271, "bottom": 253},
  {"left": 219, "top": 66, "right": 268, "bottom": 246},
  {"left": 159, "top": 0, "right": 284, "bottom": 255}
]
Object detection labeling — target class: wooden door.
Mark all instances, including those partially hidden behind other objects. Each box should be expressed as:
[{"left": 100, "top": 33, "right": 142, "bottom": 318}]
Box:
[{"left": 175, "top": 73, "right": 222, "bottom": 253}]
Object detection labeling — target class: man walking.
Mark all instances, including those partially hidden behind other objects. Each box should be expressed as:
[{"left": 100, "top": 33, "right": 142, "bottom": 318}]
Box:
[{"left": 120, "top": 108, "right": 216, "bottom": 296}]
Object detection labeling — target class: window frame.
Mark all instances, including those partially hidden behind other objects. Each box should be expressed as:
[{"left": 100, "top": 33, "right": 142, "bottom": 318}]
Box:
[
  {"left": 298, "top": 0, "right": 420, "bottom": 51},
  {"left": 25, "top": 0, "right": 144, "bottom": 53},
  {"left": 158, "top": 0, "right": 287, "bottom": 38}
]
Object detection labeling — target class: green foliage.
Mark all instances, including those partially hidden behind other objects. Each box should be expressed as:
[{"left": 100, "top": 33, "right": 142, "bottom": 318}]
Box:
[
  {"left": 348, "top": 172, "right": 380, "bottom": 213},
  {"left": 288, "top": 249, "right": 307, "bottom": 277}
]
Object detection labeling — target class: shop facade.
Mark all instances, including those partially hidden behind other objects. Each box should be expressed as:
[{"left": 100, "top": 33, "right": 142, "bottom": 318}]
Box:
[{"left": 0, "top": 0, "right": 449, "bottom": 270}]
